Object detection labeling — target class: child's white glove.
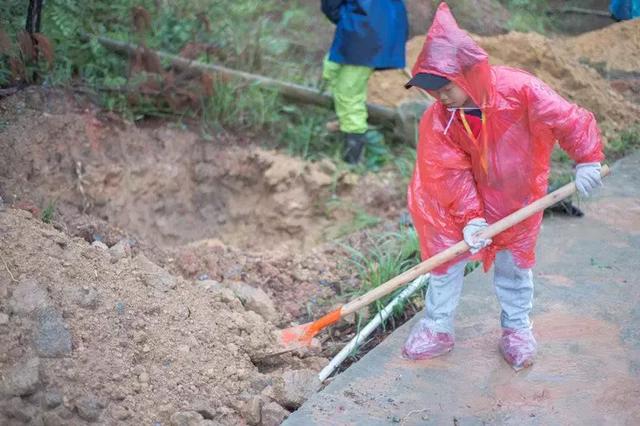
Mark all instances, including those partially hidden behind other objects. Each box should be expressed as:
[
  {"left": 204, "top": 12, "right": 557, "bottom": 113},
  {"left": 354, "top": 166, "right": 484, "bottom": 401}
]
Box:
[
  {"left": 463, "top": 218, "right": 492, "bottom": 254},
  {"left": 575, "top": 162, "right": 602, "bottom": 197}
]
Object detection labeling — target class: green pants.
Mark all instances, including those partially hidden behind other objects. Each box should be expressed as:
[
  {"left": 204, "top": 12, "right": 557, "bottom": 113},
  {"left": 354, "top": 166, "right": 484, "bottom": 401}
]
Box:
[{"left": 322, "top": 57, "right": 373, "bottom": 134}]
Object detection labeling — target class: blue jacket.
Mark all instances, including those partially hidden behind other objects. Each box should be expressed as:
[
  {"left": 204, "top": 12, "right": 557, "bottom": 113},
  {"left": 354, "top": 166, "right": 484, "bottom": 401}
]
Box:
[
  {"left": 610, "top": 0, "right": 640, "bottom": 20},
  {"left": 321, "top": 0, "right": 408, "bottom": 70}
]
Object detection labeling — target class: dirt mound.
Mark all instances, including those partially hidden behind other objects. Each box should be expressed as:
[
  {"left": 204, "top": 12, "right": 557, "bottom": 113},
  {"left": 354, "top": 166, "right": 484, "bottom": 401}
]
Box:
[
  {"left": 475, "top": 31, "right": 639, "bottom": 135},
  {"left": 369, "top": 30, "right": 640, "bottom": 136},
  {"left": 561, "top": 19, "right": 640, "bottom": 74},
  {"left": 0, "top": 89, "right": 392, "bottom": 255},
  {"left": 0, "top": 87, "right": 412, "bottom": 425},
  {"left": 0, "top": 207, "right": 328, "bottom": 425}
]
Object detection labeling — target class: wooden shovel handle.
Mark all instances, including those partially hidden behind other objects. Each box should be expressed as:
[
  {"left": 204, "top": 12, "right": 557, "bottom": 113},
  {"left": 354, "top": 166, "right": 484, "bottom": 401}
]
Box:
[{"left": 341, "top": 165, "right": 610, "bottom": 316}]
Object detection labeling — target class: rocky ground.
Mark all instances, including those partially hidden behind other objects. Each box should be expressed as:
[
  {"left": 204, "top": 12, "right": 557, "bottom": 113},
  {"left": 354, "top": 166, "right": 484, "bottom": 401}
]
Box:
[{"left": 0, "top": 87, "right": 407, "bottom": 425}]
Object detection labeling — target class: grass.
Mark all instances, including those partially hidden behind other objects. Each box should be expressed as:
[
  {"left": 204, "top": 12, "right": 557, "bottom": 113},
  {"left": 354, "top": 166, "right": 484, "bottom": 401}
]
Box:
[
  {"left": 605, "top": 125, "right": 640, "bottom": 160},
  {"left": 341, "top": 227, "right": 422, "bottom": 329},
  {"left": 326, "top": 226, "right": 481, "bottom": 363},
  {"left": 41, "top": 201, "right": 55, "bottom": 224},
  {"left": 0, "top": 0, "right": 413, "bottom": 170}
]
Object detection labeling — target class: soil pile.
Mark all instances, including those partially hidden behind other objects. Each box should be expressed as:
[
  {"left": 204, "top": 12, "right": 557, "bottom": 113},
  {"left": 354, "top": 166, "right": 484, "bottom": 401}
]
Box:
[
  {"left": 0, "top": 88, "right": 412, "bottom": 425},
  {"left": 0, "top": 206, "right": 331, "bottom": 425},
  {"left": 0, "top": 89, "right": 404, "bottom": 256},
  {"left": 562, "top": 18, "right": 640, "bottom": 74},
  {"left": 369, "top": 25, "right": 640, "bottom": 135},
  {"left": 476, "top": 31, "right": 639, "bottom": 134}
]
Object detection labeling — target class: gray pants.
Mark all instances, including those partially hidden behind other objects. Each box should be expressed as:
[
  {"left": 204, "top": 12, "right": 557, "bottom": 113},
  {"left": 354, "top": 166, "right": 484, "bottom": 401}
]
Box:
[{"left": 424, "top": 250, "right": 533, "bottom": 333}]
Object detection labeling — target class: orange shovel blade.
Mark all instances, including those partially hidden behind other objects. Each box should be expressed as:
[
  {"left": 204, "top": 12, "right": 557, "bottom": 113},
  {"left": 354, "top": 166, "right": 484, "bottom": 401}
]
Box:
[{"left": 274, "top": 308, "right": 342, "bottom": 352}]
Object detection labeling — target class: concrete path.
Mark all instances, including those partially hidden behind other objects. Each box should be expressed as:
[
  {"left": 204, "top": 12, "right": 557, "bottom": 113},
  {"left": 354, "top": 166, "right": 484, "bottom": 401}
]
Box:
[{"left": 286, "top": 153, "right": 640, "bottom": 425}]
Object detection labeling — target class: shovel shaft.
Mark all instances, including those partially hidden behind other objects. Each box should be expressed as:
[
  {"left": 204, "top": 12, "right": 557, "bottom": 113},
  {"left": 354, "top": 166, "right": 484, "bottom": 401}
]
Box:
[{"left": 340, "top": 165, "right": 610, "bottom": 317}]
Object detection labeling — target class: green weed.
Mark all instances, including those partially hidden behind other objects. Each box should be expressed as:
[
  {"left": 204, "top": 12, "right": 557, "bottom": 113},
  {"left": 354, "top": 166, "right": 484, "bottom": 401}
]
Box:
[
  {"left": 343, "top": 226, "right": 481, "bottom": 330},
  {"left": 605, "top": 126, "right": 640, "bottom": 161},
  {"left": 342, "top": 227, "right": 422, "bottom": 323},
  {"left": 41, "top": 201, "right": 55, "bottom": 224},
  {"left": 500, "top": 0, "right": 555, "bottom": 33}
]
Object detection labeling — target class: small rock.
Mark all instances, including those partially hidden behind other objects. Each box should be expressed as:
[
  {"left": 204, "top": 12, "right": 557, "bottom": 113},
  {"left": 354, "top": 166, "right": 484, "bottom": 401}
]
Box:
[
  {"left": 0, "top": 312, "right": 9, "bottom": 325},
  {"left": 75, "top": 394, "right": 104, "bottom": 422},
  {"left": 260, "top": 402, "right": 289, "bottom": 426},
  {"left": 52, "top": 405, "right": 73, "bottom": 419},
  {"left": 111, "top": 405, "right": 132, "bottom": 421},
  {"left": 77, "top": 287, "right": 100, "bottom": 309},
  {"left": 91, "top": 241, "right": 108, "bottom": 251},
  {"left": 170, "top": 410, "right": 204, "bottom": 426},
  {"left": 225, "top": 281, "right": 278, "bottom": 322},
  {"left": 34, "top": 306, "right": 73, "bottom": 358},
  {"left": 8, "top": 279, "right": 51, "bottom": 316},
  {"left": 109, "top": 239, "right": 131, "bottom": 263},
  {"left": 1, "top": 357, "right": 41, "bottom": 396},
  {"left": 273, "top": 369, "right": 321, "bottom": 410},
  {"left": 240, "top": 396, "right": 262, "bottom": 425},
  {"left": 44, "top": 389, "right": 63, "bottom": 409},
  {"left": 135, "top": 254, "right": 177, "bottom": 291},
  {"left": 109, "top": 387, "right": 127, "bottom": 401},
  {"left": 64, "top": 286, "right": 100, "bottom": 310},
  {"left": 2, "top": 396, "right": 37, "bottom": 423},
  {"left": 196, "top": 279, "right": 222, "bottom": 291},
  {"left": 138, "top": 372, "right": 150, "bottom": 383},
  {"left": 133, "top": 331, "right": 147, "bottom": 344},
  {"left": 317, "top": 158, "right": 337, "bottom": 175},
  {"left": 42, "top": 411, "right": 66, "bottom": 426}
]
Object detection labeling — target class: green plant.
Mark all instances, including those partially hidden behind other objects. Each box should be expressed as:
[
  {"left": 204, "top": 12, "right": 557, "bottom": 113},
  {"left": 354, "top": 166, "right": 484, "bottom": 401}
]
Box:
[
  {"left": 343, "top": 226, "right": 481, "bottom": 330},
  {"left": 605, "top": 126, "right": 640, "bottom": 161},
  {"left": 342, "top": 227, "right": 422, "bottom": 323},
  {"left": 41, "top": 201, "right": 55, "bottom": 224},
  {"left": 499, "top": 0, "right": 554, "bottom": 33}
]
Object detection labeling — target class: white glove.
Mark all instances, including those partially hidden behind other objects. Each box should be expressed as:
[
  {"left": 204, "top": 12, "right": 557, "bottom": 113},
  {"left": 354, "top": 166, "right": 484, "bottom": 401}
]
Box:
[
  {"left": 463, "top": 218, "right": 492, "bottom": 254},
  {"left": 575, "top": 162, "right": 602, "bottom": 197}
]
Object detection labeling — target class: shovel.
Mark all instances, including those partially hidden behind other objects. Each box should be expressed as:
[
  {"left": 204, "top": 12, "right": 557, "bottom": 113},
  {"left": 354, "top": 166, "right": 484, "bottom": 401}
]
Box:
[{"left": 275, "top": 165, "right": 610, "bottom": 353}]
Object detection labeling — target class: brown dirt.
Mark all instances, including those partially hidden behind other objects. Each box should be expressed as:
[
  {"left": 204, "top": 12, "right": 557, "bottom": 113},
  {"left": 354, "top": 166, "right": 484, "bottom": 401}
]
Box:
[
  {"left": 0, "top": 88, "right": 404, "bottom": 255},
  {"left": 561, "top": 18, "right": 640, "bottom": 74},
  {"left": 0, "top": 88, "right": 409, "bottom": 425},
  {"left": 369, "top": 25, "right": 640, "bottom": 137},
  {"left": 0, "top": 207, "right": 290, "bottom": 425},
  {"left": 474, "top": 31, "right": 639, "bottom": 136}
]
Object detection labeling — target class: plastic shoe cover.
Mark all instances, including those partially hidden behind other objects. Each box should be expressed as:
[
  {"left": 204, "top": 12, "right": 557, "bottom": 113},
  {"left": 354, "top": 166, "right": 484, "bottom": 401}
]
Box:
[
  {"left": 500, "top": 327, "right": 537, "bottom": 371},
  {"left": 401, "top": 319, "right": 454, "bottom": 360}
]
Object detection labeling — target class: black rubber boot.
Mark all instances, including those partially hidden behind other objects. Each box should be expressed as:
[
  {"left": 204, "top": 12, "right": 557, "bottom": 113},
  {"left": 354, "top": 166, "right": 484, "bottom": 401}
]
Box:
[{"left": 343, "top": 133, "right": 367, "bottom": 164}]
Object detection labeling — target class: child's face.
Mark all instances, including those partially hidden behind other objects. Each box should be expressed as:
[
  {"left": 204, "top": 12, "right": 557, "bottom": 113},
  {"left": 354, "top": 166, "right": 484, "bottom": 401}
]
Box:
[{"left": 431, "top": 82, "right": 470, "bottom": 109}]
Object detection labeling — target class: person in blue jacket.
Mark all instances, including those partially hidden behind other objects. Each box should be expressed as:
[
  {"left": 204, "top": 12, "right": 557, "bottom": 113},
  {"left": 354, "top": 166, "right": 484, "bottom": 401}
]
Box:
[
  {"left": 321, "top": 0, "right": 408, "bottom": 164},
  {"left": 610, "top": 0, "right": 640, "bottom": 20}
]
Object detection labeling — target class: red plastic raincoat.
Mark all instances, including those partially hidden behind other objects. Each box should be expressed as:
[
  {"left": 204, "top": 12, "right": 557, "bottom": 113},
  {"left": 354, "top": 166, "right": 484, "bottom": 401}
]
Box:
[{"left": 408, "top": 3, "right": 604, "bottom": 273}]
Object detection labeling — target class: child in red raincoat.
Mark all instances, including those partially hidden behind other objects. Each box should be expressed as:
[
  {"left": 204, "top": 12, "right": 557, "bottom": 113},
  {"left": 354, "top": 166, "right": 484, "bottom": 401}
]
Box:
[{"left": 402, "top": 3, "right": 604, "bottom": 370}]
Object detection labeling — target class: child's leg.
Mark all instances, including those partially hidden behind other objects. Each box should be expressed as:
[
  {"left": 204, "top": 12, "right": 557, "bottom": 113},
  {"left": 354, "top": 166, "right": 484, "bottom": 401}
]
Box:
[
  {"left": 330, "top": 61, "right": 373, "bottom": 135},
  {"left": 322, "top": 55, "right": 340, "bottom": 92},
  {"left": 493, "top": 250, "right": 537, "bottom": 369},
  {"left": 402, "top": 261, "right": 465, "bottom": 360},
  {"left": 424, "top": 260, "right": 466, "bottom": 333},
  {"left": 493, "top": 250, "right": 533, "bottom": 330}
]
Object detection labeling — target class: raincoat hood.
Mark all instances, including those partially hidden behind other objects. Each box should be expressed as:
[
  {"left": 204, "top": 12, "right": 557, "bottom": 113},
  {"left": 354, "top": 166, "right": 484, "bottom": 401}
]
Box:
[{"left": 410, "top": 3, "right": 494, "bottom": 107}]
